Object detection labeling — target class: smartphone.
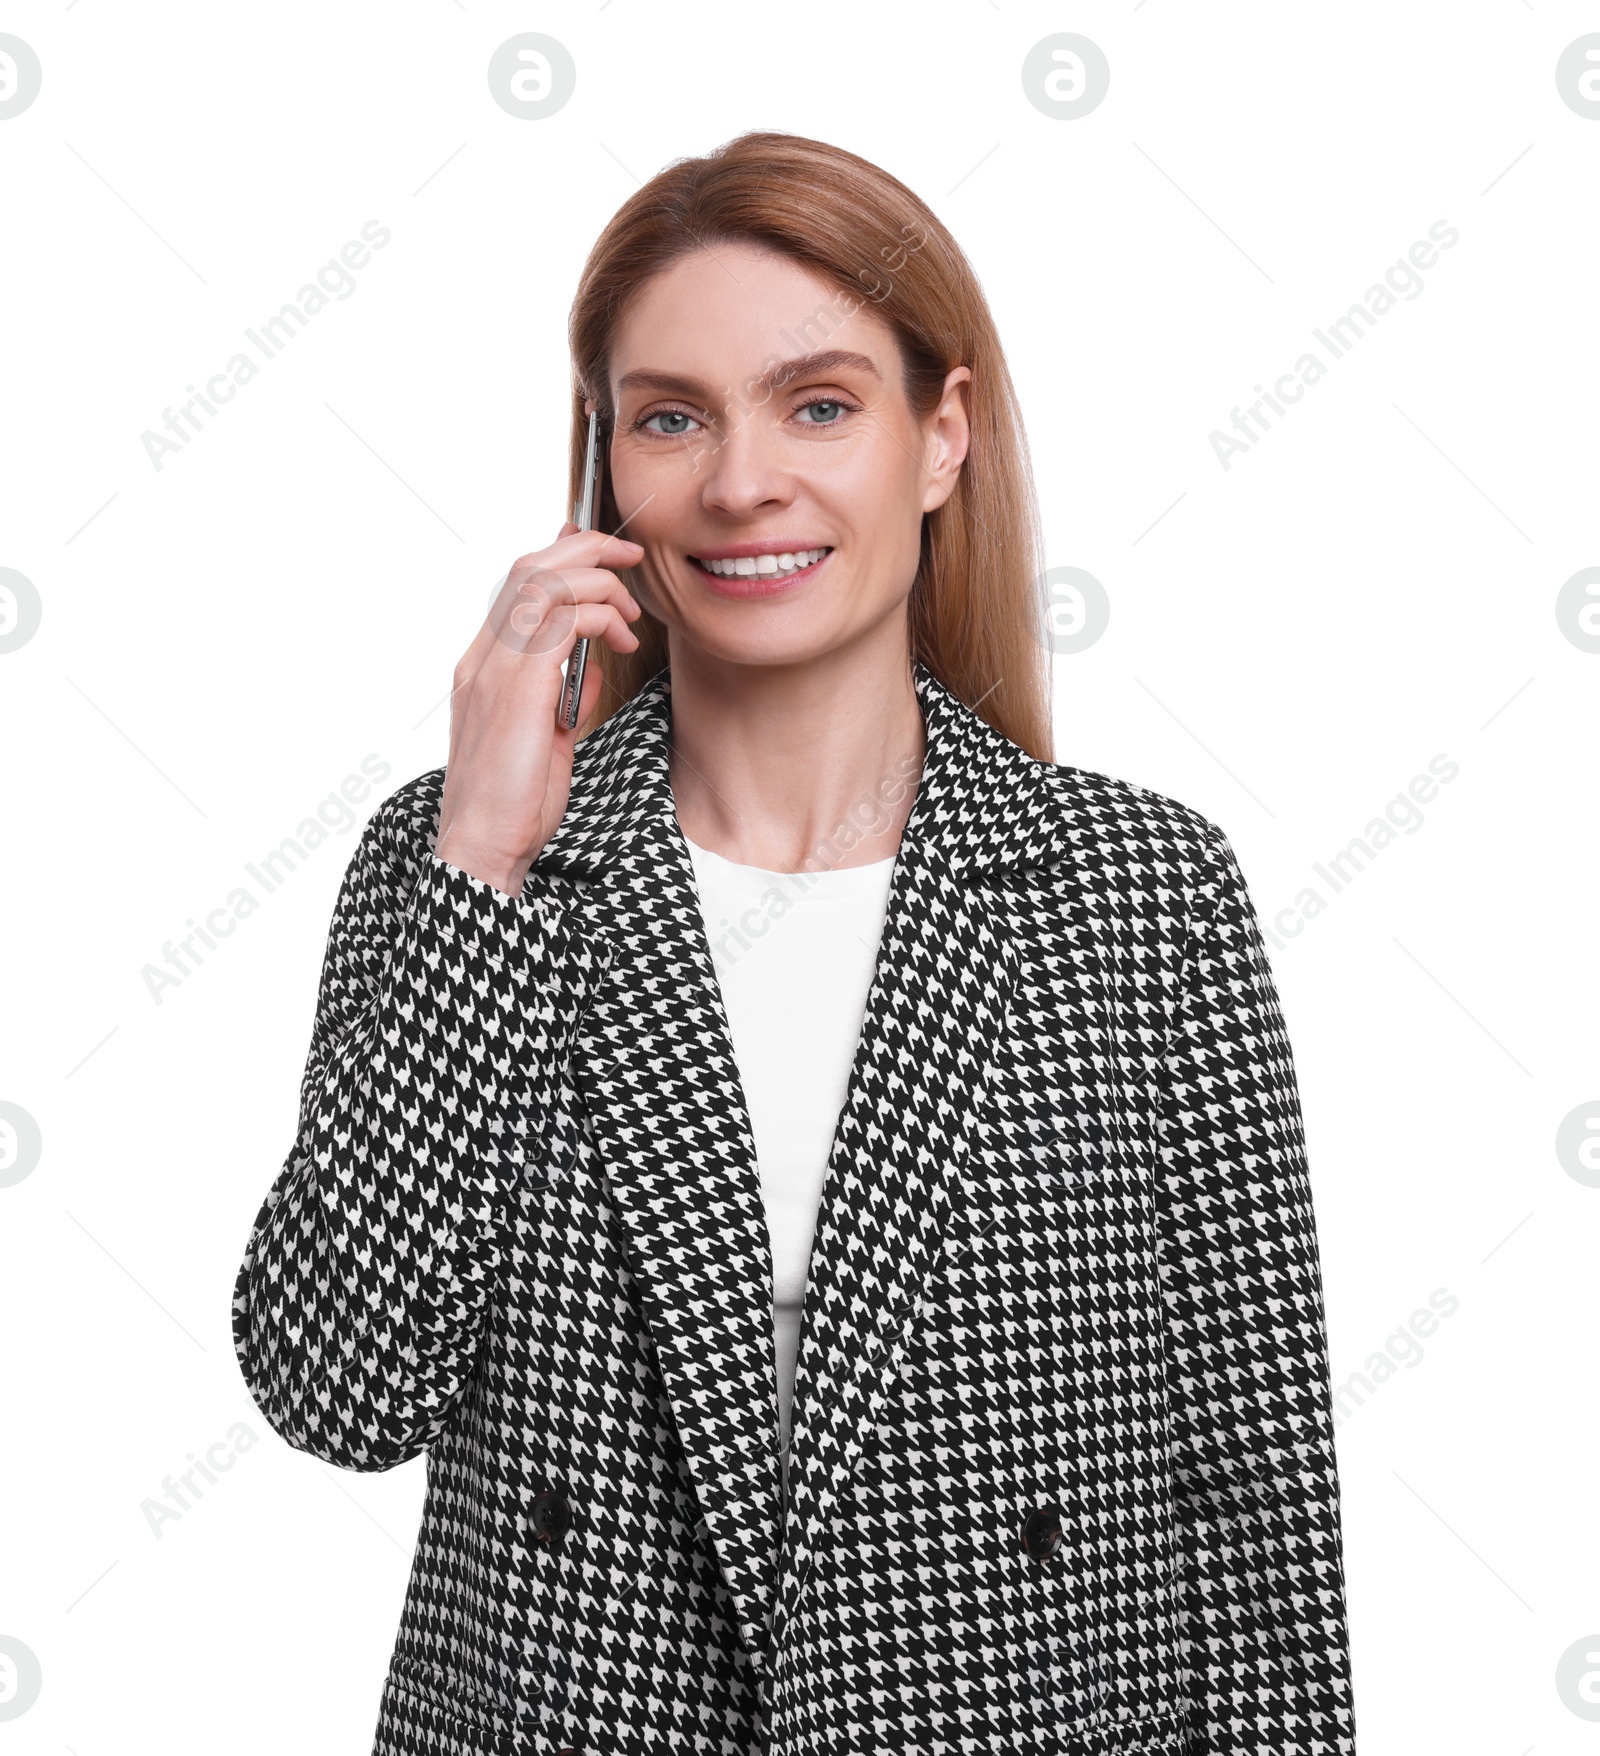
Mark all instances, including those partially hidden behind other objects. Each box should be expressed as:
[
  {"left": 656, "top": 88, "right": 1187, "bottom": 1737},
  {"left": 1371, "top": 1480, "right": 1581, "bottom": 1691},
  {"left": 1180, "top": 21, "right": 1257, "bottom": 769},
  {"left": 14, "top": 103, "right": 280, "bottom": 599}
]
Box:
[{"left": 557, "top": 408, "right": 603, "bottom": 731}]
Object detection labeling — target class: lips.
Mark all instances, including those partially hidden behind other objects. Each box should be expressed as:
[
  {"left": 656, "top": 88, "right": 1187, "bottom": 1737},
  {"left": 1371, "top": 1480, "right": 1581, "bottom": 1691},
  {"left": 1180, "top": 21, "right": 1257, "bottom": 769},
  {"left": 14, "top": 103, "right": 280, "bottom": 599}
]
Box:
[
  {"left": 687, "top": 546, "right": 834, "bottom": 599},
  {"left": 688, "top": 546, "right": 832, "bottom": 578}
]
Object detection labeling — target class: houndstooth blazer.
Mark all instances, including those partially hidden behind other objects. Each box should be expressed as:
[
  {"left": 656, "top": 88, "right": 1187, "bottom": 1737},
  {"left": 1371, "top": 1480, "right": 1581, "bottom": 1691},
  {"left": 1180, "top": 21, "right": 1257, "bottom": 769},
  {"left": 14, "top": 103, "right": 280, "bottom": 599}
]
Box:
[{"left": 232, "top": 658, "right": 1356, "bottom": 1756}]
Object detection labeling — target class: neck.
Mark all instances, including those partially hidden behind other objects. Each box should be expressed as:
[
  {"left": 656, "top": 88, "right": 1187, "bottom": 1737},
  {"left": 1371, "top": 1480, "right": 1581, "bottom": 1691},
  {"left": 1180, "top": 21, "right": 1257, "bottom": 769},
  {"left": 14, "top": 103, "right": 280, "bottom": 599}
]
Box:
[{"left": 664, "top": 628, "right": 925, "bottom": 875}]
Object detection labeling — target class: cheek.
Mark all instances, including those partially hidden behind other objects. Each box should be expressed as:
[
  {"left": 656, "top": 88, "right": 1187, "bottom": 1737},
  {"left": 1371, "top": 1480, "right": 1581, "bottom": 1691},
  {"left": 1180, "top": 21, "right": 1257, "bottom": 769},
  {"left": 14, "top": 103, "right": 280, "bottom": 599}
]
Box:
[
  {"left": 606, "top": 446, "right": 645, "bottom": 518},
  {"left": 856, "top": 458, "right": 932, "bottom": 570},
  {"left": 608, "top": 443, "right": 697, "bottom": 519},
  {"left": 630, "top": 426, "right": 723, "bottom": 468},
  {"left": 855, "top": 426, "right": 936, "bottom": 529}
]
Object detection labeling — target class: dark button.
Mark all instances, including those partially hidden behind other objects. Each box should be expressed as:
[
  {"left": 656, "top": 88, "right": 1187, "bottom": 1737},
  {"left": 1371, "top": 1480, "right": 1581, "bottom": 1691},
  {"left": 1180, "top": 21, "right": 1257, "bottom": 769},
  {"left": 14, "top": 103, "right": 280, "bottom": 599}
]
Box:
[
  {"left": 1022, "top": 1504, "right": 1063, "bottom": 1561},
  {"left": 527, "top": 1488, "right": 572, "bottom": 1542}
]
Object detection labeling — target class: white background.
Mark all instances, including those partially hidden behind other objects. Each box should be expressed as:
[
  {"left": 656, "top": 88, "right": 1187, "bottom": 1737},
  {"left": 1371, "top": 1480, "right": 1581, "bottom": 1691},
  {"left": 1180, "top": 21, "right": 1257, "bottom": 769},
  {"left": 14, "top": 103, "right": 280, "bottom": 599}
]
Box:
[{"left": 3, "top": 2, "right": 1597, "bottom": 1751}]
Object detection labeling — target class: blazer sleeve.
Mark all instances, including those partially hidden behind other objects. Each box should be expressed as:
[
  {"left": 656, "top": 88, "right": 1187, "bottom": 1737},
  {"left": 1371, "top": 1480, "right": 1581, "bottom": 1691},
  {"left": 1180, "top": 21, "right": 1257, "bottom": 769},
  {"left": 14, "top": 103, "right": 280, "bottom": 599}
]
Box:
[
  {"left": 1151, "top": 825, "right": 1357, "bottom": 1755},
  {"left": 230, "top": 788, "right": 587, "bottom": 1472}
]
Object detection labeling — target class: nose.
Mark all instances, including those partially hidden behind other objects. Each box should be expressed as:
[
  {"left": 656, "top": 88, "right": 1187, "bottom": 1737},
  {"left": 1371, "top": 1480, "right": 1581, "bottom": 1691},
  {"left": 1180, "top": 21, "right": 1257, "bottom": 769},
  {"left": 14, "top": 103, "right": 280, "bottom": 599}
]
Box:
[{"left": 694, "top": 417, "right": 797, "bottom": 520}]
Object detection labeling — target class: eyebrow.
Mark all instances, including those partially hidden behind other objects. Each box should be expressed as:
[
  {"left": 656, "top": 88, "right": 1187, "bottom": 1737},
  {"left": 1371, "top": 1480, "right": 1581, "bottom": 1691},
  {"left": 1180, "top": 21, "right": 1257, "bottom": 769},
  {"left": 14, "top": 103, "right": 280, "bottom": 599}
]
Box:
[{"left": 614, "top": 349, "right": 883, "bottom": 405}]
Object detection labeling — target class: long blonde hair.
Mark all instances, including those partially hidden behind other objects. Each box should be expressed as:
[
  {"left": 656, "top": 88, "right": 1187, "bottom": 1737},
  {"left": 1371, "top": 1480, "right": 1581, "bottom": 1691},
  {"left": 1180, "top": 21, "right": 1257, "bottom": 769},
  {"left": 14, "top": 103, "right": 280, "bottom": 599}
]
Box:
[{"left": 565, "top": 130, "right": 1052, "bottom": 761}]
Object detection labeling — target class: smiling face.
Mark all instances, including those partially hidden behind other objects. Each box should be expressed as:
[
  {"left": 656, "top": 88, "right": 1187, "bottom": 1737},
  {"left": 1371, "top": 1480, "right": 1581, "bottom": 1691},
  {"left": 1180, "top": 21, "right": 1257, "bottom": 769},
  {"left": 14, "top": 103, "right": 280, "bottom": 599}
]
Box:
[{"left": 603, "top": 243, "right": 970, "bottom": 675}]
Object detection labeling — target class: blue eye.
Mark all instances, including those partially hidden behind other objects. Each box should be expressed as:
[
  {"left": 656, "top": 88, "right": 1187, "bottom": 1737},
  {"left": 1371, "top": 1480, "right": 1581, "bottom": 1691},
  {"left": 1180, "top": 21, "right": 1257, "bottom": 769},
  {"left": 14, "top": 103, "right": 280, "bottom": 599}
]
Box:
[
  {"left": 637, "top": 408, "right": 703, "bottom": 437},
  {"left": 628, "top": 393, "right": 861, "bottom": 438}
]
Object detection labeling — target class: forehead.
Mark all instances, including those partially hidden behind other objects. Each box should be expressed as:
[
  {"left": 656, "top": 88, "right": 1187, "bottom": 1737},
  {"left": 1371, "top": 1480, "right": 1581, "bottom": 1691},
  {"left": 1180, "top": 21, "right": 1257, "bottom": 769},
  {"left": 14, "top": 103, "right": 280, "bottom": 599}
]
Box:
[{"left": 608, "top": 244, "right": 898, "bottom": 397}]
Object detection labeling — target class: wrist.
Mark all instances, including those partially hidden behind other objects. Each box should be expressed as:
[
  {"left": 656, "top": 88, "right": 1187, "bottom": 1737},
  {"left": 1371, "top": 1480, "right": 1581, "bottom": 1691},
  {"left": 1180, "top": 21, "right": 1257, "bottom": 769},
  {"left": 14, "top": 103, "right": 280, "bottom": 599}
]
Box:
[{"left": 432, "top": 834, "right": 530, "bottom": 897}]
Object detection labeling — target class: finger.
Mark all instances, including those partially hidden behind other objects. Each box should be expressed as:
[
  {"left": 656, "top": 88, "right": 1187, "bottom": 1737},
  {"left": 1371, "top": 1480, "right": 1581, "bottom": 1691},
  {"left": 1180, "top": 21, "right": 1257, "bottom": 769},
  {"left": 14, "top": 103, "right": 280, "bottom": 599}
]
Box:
[
  {"left": 480, "top": 532, "right": 642, "bottom": 647},
  {"left": 492, "top": 565, "right": 643, "bottom": 655},
  {"left": 486, "top": 597, "right": 641, "bottom": 676},
  {"left": 514, "top": 528, "right": 644, "bottom": 578},
  {"left": 464, "top": 557, "right": 641, "bottom": 685}
]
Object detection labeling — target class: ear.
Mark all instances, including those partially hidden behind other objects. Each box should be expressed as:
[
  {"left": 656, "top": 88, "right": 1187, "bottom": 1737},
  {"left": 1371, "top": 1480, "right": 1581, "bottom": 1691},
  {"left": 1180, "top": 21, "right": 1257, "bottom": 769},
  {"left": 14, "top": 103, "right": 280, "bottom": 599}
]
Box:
[{"left": 921, "top": 366, "right": 973, "bottom": 515}]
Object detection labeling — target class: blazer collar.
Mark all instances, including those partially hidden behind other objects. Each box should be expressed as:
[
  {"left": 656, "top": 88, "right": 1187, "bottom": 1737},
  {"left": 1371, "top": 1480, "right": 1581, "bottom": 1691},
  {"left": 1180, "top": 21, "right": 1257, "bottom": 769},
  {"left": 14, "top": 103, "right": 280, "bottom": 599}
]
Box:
[
  {"left": 530, "top": 659, "right": 1058, "bottom": 1667},
  {"left": 535, "top": 658, "right": 1061, "bottom": 887}
]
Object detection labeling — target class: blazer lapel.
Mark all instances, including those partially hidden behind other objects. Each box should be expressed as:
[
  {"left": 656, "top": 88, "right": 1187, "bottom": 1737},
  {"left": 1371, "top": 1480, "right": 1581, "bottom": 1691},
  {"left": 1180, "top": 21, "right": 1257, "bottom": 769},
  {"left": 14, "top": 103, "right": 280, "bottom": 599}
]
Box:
[
  {"left": 530, "top": 660, "right": 1063, "bottom": 1668},
  {"left": 536, "top": 674, "right": 783, "bottom": 1664},
  {"left": 766, "top": 667, "right": 1053, "bottom": 1654}
]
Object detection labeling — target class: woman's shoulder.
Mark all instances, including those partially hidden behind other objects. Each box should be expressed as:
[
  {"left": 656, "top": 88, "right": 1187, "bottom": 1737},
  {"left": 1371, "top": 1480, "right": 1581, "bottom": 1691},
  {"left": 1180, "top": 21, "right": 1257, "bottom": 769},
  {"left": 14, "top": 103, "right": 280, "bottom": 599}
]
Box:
[
  {"left": 1033, "top": 755, "right": 1229, "bottom": 864},
  {"left": 336, "top": 768, "right": 449, "bottom": 893},
  {"left": 1018, "top": 760, "right": 1261, "bottom": 973},
  {"left": 363, "top": 765, "right": 449, "bottom": 847}
]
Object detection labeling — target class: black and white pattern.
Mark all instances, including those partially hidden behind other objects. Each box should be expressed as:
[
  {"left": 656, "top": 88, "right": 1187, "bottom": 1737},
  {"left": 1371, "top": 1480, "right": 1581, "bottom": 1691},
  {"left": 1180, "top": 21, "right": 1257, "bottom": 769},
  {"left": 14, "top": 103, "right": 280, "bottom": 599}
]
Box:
[{"left": 232, "top": 659, "right": 1356, "bottom": 1755}]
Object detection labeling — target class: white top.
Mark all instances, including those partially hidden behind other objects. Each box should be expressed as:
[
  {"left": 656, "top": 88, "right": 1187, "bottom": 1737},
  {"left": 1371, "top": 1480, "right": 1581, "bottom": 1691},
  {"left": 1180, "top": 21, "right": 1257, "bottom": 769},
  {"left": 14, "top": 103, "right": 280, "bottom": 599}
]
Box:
[{"left": 683, "top": 833, "right": 898, "bottom": 1503}]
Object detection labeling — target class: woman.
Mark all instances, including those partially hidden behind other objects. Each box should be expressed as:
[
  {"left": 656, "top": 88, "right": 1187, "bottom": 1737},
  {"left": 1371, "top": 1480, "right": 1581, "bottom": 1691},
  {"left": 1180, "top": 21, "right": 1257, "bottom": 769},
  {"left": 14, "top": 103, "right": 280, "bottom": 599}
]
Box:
[{"left": 232, "top": 131, "right": 1356, "bottom": 1755}]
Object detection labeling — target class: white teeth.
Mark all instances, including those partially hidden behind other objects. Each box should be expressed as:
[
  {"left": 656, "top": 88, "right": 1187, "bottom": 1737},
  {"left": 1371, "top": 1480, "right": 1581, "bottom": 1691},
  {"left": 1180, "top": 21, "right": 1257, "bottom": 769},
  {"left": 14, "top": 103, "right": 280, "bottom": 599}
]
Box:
[{"left": 696, "top": 547, "right": 829, "bottom": 578}]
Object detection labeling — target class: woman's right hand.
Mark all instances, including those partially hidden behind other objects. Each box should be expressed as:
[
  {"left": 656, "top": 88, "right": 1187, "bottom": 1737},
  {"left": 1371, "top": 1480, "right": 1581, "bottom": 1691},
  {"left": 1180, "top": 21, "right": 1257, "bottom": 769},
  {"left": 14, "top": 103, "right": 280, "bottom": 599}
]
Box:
[{"left": 434, "top": 522, "right": 645, "bottom": 895}]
